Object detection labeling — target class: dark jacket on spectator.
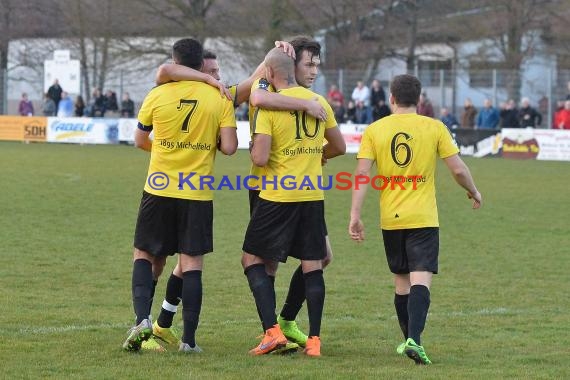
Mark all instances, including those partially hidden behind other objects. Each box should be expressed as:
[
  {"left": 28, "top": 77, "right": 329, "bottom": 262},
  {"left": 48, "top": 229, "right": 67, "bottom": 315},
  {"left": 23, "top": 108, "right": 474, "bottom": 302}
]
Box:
[
  {"left": 519, "top": 106, "right": 542, "bottom": 128},
  {"left": 500, "top": 109, "right": 520, "bottom": 128}
]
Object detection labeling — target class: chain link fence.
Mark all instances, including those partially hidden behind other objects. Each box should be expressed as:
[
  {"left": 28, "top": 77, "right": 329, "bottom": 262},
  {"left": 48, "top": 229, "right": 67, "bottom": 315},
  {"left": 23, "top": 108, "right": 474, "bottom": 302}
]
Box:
[{"left": 3, "top": 65, "right": 570, "bottom": 128}]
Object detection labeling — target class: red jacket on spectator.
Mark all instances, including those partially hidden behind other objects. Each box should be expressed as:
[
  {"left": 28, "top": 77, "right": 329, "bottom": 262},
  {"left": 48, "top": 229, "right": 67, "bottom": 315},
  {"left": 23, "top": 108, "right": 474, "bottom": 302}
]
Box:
[{"left": 553, "top": 105, "right": 570, "bottom": 129}]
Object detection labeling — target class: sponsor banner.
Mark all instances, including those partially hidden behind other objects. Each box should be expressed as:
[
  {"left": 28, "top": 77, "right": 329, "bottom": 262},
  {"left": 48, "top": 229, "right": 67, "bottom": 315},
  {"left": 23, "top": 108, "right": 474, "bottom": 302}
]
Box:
[
  {"left": 452, "top": 129, "right": 501, "bottom": 157},
  {"left": 47, "top": 117, "right": 119, "bottom": 144},
  {"left": 501, "top": 128, "right": 570, "bottom": 161},
  {"left": 0, "top": 116, "right": 48, "bottom": 142},
  {"left": 339, "top": 123, "right": 367, "bottom": 154},
  {"left": 118, "top": 118, "right": 138, "bottom": 142}
]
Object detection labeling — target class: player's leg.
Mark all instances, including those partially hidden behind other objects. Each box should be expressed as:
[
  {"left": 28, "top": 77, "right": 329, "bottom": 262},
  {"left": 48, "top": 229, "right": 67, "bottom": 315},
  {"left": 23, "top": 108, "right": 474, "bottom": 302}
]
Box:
[
  {"left": 290, "top": 200, "right": 327, "bottom": 357},
  {"left": 402, "top": 227, "right": 438, "bottom": 365},
  {"left": 277, "top": 226, "right": 332, "bottom": 347},
  {"left": 394, "top": 273, "right": 411, "bottom": 354},
  {"left": 178, "top": 254, "right": 204, "bottom": 353},
  {"left": 242, "top": 198, "right": 294, "bottom": 355},
  {"left": 152, "top": 261, "right": 183, "bottom": 346},
  {"left": 175, "top": 199, "right": 214, "bottom": 353},
  {"left": 124, "top": 191, "right": 176, "bottom": 351},
  {"left": 300, "top": 259, "right": 324, "bottom": 357}
]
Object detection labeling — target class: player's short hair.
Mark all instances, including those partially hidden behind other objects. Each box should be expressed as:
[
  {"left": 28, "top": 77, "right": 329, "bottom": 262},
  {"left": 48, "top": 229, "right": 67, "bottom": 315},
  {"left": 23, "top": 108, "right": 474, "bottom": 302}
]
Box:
[
  {"left": 203, "top": 50, "right": 217, "bottom": 60},
  {"left": 390, "top": 74, "right": 422, "bottom": 107},
  {"left": 172, "top": 38, "right": 203, "bottom": 70},
  {"left": 289, "top": 36, "right": 321, "bottom": 65}
]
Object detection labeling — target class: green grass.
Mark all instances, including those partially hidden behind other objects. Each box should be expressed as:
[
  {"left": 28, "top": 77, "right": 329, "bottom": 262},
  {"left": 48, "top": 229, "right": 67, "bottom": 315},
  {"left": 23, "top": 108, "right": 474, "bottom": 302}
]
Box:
[{"left": 0, "top": 141, "right": 569, "bottom": 379}]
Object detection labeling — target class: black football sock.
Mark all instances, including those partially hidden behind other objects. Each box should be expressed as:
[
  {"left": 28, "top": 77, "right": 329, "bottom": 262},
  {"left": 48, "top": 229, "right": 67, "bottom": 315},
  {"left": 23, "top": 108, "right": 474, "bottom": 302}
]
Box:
[
  {"left": 394, "top": 293, "right": 409, "bottom": 339},
  {"left": 304, "top": 269, "right": 325, "bottom": 337},
  {"left": 148, "top": 279, "right": 158, "bottom": 316},
  {"left": 280, "top": 265, "right": 305, "bottom": 321},
  {"left": 408, "top": 285, "right": 431, "bottom": 345},
  {"left": 254, "top": 275, "right": 276, "bottom": 331},
  {"left": 157, "top": 273, "right": 183, "bottom": 328},
  {"left": 181, "top": 270, "right": 202, "bottom": 347},
  {"left": 245, "top": 264, "right": 277, "bottom": 331},
  {"left": 132, "top": 259, "right": 153, "bottom": 324}
]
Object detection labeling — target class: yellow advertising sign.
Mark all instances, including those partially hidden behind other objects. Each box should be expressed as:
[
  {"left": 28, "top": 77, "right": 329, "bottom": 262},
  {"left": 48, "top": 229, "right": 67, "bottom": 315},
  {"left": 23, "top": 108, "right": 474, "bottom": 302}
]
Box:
[{"left": 0, "top": 116, "right": 47, "bottom": 142}]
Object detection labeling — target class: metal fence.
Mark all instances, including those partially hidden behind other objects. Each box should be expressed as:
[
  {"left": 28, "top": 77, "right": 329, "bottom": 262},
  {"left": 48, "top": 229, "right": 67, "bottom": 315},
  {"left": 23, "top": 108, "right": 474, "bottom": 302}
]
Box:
[
  {"left": 3, "top": 66, "right": 570, "bottom": 128},
  {"left": 318, "top": 68, "right": 570, "bottom": 129}
]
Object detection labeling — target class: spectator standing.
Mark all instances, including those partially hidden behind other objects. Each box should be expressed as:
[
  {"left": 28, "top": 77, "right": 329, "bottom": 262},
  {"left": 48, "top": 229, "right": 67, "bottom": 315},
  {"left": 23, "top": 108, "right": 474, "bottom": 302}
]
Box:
[
  {"left": 90, "top": 88, "right": 106, "bottom": 117},
  {"left": 75, "top": 95, "right": 85, "bottom": 117},
  {"left": 553, "top": 100, "right": 570, "bottom": 129},
  {"left": 105, "top": 90, "right": 119, "bottom": 114},
  {"left": 42, "top": 93, "right": 56, "bottom": 116},
  {"left": 417, "top": 92, "right": 434, "bottom": 118},
  {"left": 18, "top": 93, "right": 34, "bottom": 116},
  {"left": 370, "top": 79, "right": 386, "bottom": 121},
  {"left": 327, "top": 84, "right": 344, "bottom": 106},
  {"left": 374, "top": 100, "right": 391, "bottom": 121},
  {"left": 499, "top": 99, "right": 520, "bottom": 128},
  {"left": 476, "top": 99, "right": 499, "bottom": 129},
  {"left": 57, "top": 92, "right": 74, "bottom": 117},
  {"left": 566, "top": 81, "right": 570, "bottom": 100},
  {"left": 332, "top": 100, "right": 346, "bottom": 123},
  {"left": 120, "top": 92, "right": 135, "bottom": 118},
  {"left": 47, "top": 79, "right": 63, "bottom": 111},
  {"left": 519, "top": 97, "right": 542, "bottom": 128},
  {"left": 440, "top": 107, "right": 459, "bottom": 129},
  {"left": 461, "top": 98, "right": 477, "bottom": 128},
  {"left": 346, "top": 100, "right": 357, "bottom": 123},
  {"left": 352, "top": 80, "right": 371, "bottom": 123}
]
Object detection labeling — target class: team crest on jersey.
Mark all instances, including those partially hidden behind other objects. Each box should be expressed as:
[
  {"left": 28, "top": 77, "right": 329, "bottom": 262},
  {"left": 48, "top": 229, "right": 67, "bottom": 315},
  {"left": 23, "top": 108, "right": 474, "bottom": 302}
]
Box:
[{"left": 258, "top": 78, "right": 271, "bottom": 90}]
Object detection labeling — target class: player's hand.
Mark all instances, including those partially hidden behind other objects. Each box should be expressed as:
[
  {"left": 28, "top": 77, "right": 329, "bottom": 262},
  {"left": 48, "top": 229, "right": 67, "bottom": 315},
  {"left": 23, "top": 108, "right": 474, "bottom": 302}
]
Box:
[
  {"left": 275, "top": 41, "right": 296, "bottom": 60},
  {"left": 206, "top": 76, "right": 232, "bottom": 101},
  {"left": 306, "top": 98, "right": 327, "bottom": 121},
  {"left": 468, "top": 190, "right": 482, "bottom": 209},
  {"left": 349, "top": 218, "right": 365, "bottom": 242}
]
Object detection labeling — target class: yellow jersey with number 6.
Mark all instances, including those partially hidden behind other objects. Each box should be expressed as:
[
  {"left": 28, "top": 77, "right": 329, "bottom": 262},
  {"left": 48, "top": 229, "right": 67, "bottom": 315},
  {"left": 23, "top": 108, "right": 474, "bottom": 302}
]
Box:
[
  {"left": 138, "top": 81, "right": 236, "bottom": 200},
  {"left": 357, "top": 113, "right": 459, "bottom": 229}
]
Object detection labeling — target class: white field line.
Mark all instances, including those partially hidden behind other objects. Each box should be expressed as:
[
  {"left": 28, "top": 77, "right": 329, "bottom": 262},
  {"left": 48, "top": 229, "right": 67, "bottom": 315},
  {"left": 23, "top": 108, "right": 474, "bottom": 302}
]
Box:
[{"left": 11, "top": 308, "right": 520, "bottom": 336}]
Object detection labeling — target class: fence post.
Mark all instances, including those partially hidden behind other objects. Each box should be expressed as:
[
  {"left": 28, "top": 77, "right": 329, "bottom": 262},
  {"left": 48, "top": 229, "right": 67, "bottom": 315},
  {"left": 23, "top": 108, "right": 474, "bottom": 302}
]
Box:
[
  {"left": 440, "top": 69, "right": 445, "bottom": 108},
  {"left": 492, "top": 69, "right": 497, "bottom": 106},
  {"left": 547, "top": 68, "right": 552, "bottom": 129},
  {"left": 339, "top": 69, "right": 344, "bottom": 97}
]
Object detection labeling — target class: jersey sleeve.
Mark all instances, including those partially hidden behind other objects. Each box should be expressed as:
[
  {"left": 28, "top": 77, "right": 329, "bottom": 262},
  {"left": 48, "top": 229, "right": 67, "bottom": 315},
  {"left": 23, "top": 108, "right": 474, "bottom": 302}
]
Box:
[
  {"left": 137, "top": 92, "right": 154, "bottom": 130},
  {"left": 323, "top": 99, "right": 338, "bottom": 129},
  {"left": 357, "top": 126, "right": 376, "bottom": 160},
  {"left": 437, "top": 122, "right": 460, "bottom": 158},
  {"left": 252, "top": 108, "right": 272, "bottom": 136},
  {"left": 250, "top": 78, "right": 271, "bottom": 94},
  {"left": 227, "top": 84, "right": 239, "bottom": 108},
  {"left": 220, "top": 98, "right": 237, "bottom": 129}
]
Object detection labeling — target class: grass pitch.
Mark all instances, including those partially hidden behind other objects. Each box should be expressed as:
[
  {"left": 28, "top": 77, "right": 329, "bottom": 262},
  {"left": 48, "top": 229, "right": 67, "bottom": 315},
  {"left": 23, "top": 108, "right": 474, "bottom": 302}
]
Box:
[{"left": 0, "top": 141, "right": 568, "bottom": 379}]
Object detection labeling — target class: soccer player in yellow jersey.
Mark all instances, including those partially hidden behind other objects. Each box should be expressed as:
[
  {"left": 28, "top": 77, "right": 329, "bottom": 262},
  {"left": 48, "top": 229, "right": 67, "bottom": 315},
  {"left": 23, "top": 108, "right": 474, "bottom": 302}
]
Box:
[
  {"left": 248, "top": 36, "right": 338, "bottom": 349},
  {"left": 349, "top": 74, "right": 482, "bottom": 364},
  {"left": 141, "top": 45, "right": 325, "bottom": 352},
  {"left": 122, "top": 38, "right": 237, "bottom": 354},
  {"left": 242, "top": 47, "right": 346, "bottom": 356}
]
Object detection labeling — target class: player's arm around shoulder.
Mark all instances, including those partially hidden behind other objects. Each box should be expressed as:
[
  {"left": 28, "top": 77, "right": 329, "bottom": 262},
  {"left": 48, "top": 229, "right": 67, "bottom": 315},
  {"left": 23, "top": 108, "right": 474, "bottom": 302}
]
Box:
[{"left": 443, "top": 154, "right": 482, "bottom": 209}]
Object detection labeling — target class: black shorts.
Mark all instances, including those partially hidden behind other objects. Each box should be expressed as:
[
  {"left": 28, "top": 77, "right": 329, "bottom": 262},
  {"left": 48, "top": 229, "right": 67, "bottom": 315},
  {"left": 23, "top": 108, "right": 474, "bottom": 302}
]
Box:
[
  {"left": 249, "top": 190, "right": 328, "bottom": 235},
  {"left": 248, "top": 190, "right": 261, "bottom": 217},
  {"left": 134, "top": 191, "right": 213, "bottom": 257},
  {"left": 381, "top": 227, "right": 439, "bottom": 274},
  {"left": 243, "top": 199, "right": 326, "bottom": 263}
]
